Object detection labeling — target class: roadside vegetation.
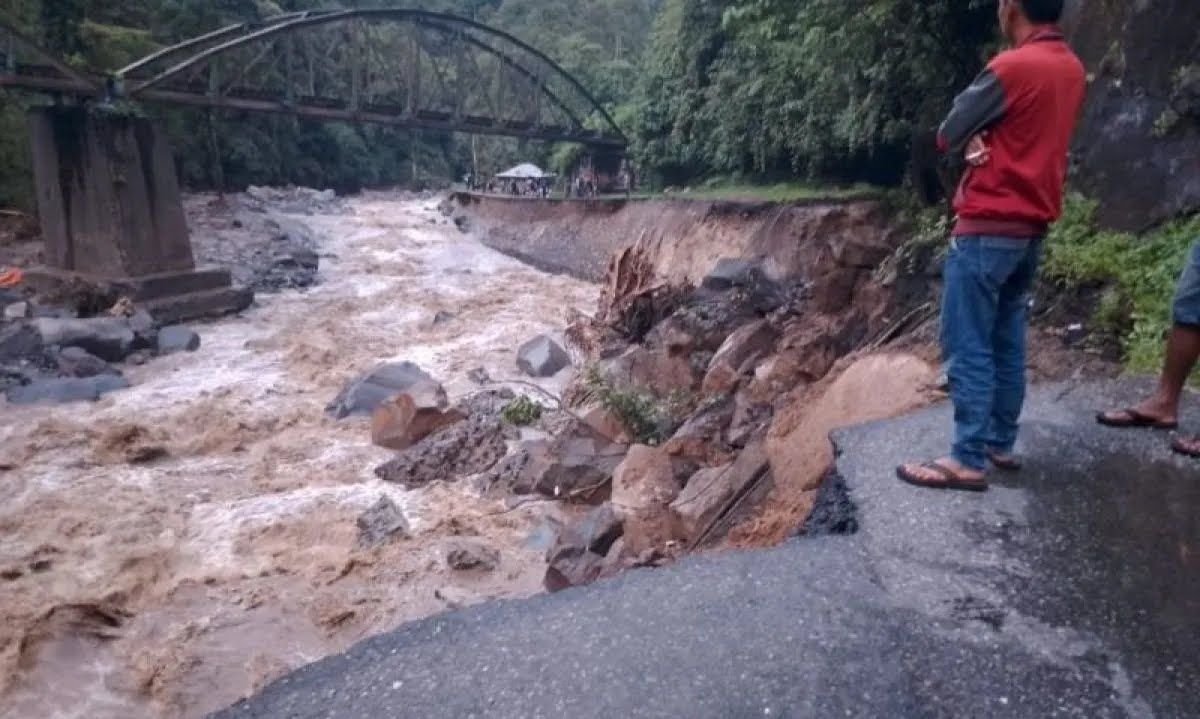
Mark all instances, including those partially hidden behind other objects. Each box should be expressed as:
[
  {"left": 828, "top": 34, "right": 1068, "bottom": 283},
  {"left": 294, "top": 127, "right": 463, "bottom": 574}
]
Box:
[
  {"left": 582, "top": 366, "right": 690, "bottom": 446},
  {"left": 652, "top": 179, "right": 882, "bottom": 204},
  {"left": 501, "top": 396, "right": 544, "bottom": 426},
  {"left": 1043, "top": 195, "right": 1200, "bottom": 372}
]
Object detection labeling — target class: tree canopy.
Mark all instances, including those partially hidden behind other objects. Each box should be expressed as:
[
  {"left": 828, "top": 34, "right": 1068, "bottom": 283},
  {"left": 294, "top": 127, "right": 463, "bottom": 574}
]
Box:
[{"left": 628, "top": 0, "right": 997, "bottom": 187}]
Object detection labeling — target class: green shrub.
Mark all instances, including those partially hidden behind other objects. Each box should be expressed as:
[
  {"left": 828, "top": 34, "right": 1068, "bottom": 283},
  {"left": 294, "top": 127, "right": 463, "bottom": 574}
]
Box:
[
  {"left": 1043, "top": 194, "right": 1200, "bottom": 372},
  {"left": 582, "top": 366, "right": 690, "bottom": 445},
  {"left": 501, "top": 396, "right": 544, "bottom": 426}
]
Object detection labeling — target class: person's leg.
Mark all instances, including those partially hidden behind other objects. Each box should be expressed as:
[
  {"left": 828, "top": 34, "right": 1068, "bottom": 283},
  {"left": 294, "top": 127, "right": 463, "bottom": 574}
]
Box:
[
  {"left": 986, "top": 239, "right": 1042, "bottom": 459},
  {"left": 900, "top": 236, "right": 1021, "bottom": 486},
  {"left": 1134, "top": 326, "right": 1200, "bottom": 419},
  {"left": 1100, "top": 242, "right": 1200, "bottom": 426}
]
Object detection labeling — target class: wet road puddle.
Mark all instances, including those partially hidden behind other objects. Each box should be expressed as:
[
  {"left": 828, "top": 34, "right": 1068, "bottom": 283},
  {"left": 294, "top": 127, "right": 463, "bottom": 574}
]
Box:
[{"left": 996, "top": 438, "right": 1199, "bottom": 711}]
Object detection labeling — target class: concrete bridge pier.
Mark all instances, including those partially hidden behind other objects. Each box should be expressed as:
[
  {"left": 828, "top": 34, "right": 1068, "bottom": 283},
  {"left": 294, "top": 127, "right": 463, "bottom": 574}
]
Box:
[{"left": 24, "top": 105, "right": 252, "bottom": 323}]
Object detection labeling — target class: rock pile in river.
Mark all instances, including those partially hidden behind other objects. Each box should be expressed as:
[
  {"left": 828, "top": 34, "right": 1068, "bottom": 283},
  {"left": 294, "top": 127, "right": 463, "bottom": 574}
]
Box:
[{"left": 1, "top": 297, "right": 205, "bottom": 405}]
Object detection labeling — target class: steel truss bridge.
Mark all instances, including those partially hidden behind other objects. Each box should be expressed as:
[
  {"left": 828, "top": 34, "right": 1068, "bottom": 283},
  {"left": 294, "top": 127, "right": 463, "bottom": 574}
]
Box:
[{"left": 0, "top": 8, "right": 627, "bottom": 149}]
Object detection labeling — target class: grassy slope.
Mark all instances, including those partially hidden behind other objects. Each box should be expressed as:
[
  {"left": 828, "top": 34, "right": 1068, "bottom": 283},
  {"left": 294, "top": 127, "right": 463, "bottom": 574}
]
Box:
[{"left": 1043, "top": 194, "right": 1200, "bottom": 372}]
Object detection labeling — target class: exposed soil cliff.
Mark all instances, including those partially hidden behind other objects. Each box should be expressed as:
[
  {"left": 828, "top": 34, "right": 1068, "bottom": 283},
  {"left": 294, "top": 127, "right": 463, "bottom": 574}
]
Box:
[{"left": 450, "top": 193, "right": 907, "bottom": 288}]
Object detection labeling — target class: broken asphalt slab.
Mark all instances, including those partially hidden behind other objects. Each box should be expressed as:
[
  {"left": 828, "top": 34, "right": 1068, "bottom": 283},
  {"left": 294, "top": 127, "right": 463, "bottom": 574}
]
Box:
[{"left": 212, "top": 379, "right": 1198, "bottom": 719}]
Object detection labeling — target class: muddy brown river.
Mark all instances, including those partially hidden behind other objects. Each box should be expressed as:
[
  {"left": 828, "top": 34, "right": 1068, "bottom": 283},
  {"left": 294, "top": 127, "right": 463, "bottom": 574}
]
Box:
[{"left": 0, "top": 194, "right": 596, "bottom": 718}]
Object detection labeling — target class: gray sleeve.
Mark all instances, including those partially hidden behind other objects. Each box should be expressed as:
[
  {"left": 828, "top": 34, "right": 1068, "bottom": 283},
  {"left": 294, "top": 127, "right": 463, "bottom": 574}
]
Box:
[{"left": 937, "top": 69, "right": 1006, "bottom": 154}]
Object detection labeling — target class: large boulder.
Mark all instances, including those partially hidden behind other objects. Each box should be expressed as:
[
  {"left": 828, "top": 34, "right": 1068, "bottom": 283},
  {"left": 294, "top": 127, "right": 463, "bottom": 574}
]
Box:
[
  {"left": 476, "top": 439, "right": 552, "bottom": 495},
  {"left": 670, "top": 442, "right": 769, "bottom": 544},
  {"left": 374, "top": 410, "right": 512, "bottom": 488},
  {"left": 356, "top": 495, "right": 410, "bottom": 549},
  {"left": 3, "top": 302, "right": 31, "bottom": 320},
  {"left": 700, "top": 258, "right": 760, "bottom": 293},
  {"left": 0, "top": 323, "right": 44, "bottom": 362},
  {"left": 579, "top": 404, "right": 630, "bottom": 444},
  {"left": 644, "top": 297, "right": 759, "bottom": 355},
  {"left": 327, "top": 361, "right": 437, "bottom": 419},
  {"left": 371, "top": 388, "right": 465, "bottom": 451},
  {"left": 611, "top": 445, "right": 684, "bottom": 554},
  {"left": 157, "top": 326, "right": 201, "bottom": 354},
  {"left": 517, "top": 335, "right": 571, "bottom": 377},
  {"left": 543, "top": 503, "right": 625, "bottom": 592},
  {"left": 375, "top": 389, "right": 516, "bottom": 486},
  {"left": 32, "top": 317, "right": 135, "bottom": 362},
  {"left": 5, "top": 375, "right": 130, "bottom": 405},
  {"left": 446, "top": 542, "right": 500, "bottom": 572},
  {"left": 701, "top": 319, "right": 780, "bottom": 395},
  {"left": 544, "top": 544, "right": 606, "bottom": 593},
  {"left": 662, "top": 396, "right": 737, "bottom": 467},
  {"left": 57, "top": 347, "right": 119, "bottom": 378},
  {"left": 522, "top": 436, "right": 626, "bottom": 501},
  {"left": 601, "top": 345, "right": 700, "bottom": 396},
  {"left": 491, "top": 433, "right": 626, "bottom": 501}
]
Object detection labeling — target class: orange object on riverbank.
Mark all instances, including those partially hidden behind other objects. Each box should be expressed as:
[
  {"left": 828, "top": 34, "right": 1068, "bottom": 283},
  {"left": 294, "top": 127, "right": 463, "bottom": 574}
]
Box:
[{"left": 0, "top": 267, "right": 23, "bottom": 287}]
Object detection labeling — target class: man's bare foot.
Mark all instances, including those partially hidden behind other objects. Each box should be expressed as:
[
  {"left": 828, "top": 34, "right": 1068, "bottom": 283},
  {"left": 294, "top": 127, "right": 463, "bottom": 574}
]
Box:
[
  {"left": 1097, "top": 399, "right": 1178, "bottom": 429},
  {"left": 896, "top": 457, "right": 988, "bottom": 492},
  {"left": 986, "top": 448, "right": 1022, "bottom": 471},
  {"left": 1172, "top": 436, "right": 1200, "bottom": 458}
]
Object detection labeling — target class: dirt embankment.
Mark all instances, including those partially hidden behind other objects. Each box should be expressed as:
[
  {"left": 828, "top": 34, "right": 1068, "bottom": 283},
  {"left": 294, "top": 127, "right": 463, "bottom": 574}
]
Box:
[{"left": 450, "top": 192, "right": 906, "bottom": 286}]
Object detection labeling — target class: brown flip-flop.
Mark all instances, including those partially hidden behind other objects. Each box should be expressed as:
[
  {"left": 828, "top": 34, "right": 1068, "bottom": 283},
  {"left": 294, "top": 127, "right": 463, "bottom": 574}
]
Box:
[
  {"left": 1171, "top": 437, "right": 1200, "bottom": 458},
  {"left": 1096, "top": 409, "right": 1178, "bottom": 431},
  {"left": 986, "top": 449, "right": 1022, "bottom": 472},
  {"left": 896, "top": 462, "right": 989, "bottom": 492}
]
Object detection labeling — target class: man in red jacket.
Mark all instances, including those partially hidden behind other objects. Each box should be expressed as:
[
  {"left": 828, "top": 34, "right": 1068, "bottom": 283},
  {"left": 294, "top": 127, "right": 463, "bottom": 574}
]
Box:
[{"left": 898, "top": 0, "right": 1086, "bottom": 491}]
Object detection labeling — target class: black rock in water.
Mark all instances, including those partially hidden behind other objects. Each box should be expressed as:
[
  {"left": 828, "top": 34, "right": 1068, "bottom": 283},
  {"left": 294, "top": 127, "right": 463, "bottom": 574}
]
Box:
[
  {"left": 327, "top": 361, "right": 436, "bottom": 419},
  {"left": 356, "top": 496, "right": 409, "bottom": 549},
  {"left": 6, "top": 375, "right": 130, "bottom": 405},
  {"left": 446, "top": 542, "right": 500, "bottom": 572},
  {"left": 32, "top": 317, "right": 135, "bottom": 362},
  {"left": 158, "top": 326, "right": 202, "bottom": 354},
  {"left": 516, "top": 335, "right": 571, "bottom": 378},
  {"left": 57, "top": 347, "right": 120, "bottom": 379}
]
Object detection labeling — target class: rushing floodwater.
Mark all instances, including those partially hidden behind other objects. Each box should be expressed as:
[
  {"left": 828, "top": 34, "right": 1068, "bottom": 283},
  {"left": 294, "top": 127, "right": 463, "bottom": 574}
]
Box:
[{"left": 0, "top": 194, "right": 595, "bottom": 718}]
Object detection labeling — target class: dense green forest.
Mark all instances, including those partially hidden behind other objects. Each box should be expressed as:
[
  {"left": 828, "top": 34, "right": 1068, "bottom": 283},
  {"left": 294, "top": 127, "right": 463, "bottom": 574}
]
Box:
[
  {"left": 631, "top": 0, "right": 997, "bottom": 186},
  {"left": 0, "top": 0, "right": 1008, "bottom": 207}
]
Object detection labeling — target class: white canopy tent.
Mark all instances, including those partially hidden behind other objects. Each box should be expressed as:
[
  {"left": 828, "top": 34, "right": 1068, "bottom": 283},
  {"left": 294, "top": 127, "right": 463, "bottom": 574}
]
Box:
[{"left": 495, "top": 163, "right": 556, "bottom": 180}]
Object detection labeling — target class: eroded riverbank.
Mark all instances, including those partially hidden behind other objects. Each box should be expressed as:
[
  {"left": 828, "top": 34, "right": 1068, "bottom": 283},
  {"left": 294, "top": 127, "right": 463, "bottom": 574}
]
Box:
[{"left": 0, "top": 193, "right": 596, "bottom": 718}]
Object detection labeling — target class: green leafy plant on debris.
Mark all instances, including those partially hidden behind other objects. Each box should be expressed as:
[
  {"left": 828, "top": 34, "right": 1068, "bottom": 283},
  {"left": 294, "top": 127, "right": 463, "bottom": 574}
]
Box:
[
  {"left": 582, "top": 366, "right": 690, "bottom": 445},
  {"left": 501, "top": 396, "right": 544, "bottom": 426},
  {"left": 1043, "top": 194, "right": 1200, "bottom": 372}
]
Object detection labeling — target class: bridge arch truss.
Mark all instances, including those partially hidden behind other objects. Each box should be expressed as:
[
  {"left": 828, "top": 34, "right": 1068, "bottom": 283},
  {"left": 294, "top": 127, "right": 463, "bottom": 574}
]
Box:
[{"left": 1, "top": 9, "right": 627, "bottom": 149}]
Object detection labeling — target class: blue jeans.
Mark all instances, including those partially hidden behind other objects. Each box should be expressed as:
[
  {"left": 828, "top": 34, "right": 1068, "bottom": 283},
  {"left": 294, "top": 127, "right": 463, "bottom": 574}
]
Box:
[{"left": 941, "top": 235, "right": 1043, "bottom": 471}]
